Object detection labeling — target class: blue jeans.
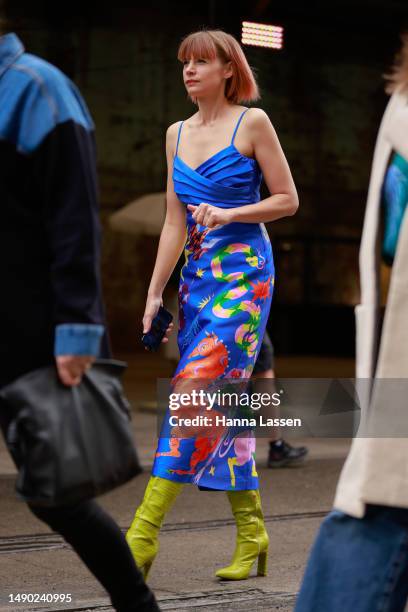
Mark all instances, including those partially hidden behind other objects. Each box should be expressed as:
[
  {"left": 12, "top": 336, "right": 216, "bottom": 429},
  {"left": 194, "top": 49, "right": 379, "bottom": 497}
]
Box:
[{"left": 295, "top": 506, "right": 408, "bottom": 612}]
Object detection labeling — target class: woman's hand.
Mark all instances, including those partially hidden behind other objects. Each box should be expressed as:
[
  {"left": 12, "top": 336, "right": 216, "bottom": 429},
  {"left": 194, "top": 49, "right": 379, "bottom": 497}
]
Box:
[
  {"left": 143, "top": 294, "right": 174, "bottom": 349},
  {"left": 187, "top": 203, "right": 232, "bottom": 229}
]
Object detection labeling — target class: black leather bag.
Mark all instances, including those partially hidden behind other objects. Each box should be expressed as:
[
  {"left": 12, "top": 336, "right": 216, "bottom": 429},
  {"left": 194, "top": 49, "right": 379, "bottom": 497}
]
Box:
[{"left": 0, "top": 359, "right": 142, "bottom": 507}]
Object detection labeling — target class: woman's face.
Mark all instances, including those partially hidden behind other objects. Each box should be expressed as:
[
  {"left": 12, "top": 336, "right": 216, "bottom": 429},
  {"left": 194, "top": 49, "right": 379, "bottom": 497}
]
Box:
[{"left": 182, "top": 55, "right": 232, "bottom": 99}]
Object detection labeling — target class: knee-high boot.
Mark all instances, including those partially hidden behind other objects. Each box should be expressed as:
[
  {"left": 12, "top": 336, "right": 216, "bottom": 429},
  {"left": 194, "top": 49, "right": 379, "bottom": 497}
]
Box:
[
  {"left": 215, "top": 489, "right": 269, "bottom": 580},
  {"left": 126, "top": 475, "right": 184, "bottom": 579}
]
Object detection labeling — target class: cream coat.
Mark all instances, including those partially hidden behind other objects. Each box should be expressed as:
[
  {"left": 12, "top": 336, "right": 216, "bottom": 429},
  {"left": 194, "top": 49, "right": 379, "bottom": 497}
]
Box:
[{"left": 334, "top": 87, "right": 408, "bottom": 517}]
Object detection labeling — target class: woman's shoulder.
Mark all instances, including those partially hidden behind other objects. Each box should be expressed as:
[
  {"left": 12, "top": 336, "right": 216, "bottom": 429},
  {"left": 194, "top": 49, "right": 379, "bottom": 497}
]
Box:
[
  {"left": 166, "top": 120, "right": 182, "bottom": 138},
  {"left": 165, "top": 121, "right": 183, "bottom": 154},
  {"left": 244, "top": 108, "right": 275, "bottom": 141},
  {"left": 245, "top": 107, "right": 271, "bottom": 126},
  {"left": 166, "top": 114, "right": 197, "bottom": 140}
]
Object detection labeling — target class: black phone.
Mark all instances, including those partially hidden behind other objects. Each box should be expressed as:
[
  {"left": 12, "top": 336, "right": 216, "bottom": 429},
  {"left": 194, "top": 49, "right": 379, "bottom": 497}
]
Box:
[{"left": 141, "top": 305, "right": 174, "bottom": 351}]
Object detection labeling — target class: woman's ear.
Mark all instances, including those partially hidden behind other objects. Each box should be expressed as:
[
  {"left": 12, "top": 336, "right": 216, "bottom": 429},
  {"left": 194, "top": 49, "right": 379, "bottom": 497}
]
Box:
[{"left": 224, "top": 61, "right": 233, "bottom": 80}]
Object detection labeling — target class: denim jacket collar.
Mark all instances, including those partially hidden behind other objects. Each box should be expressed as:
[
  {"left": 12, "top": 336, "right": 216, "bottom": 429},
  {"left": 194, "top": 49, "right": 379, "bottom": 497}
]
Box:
[{"left": 0, "top": 32, "right": 24, "bottom": 78}]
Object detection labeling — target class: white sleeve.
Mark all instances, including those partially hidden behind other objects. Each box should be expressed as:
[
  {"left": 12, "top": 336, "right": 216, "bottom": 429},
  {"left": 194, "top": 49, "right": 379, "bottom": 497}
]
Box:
[{"left": 383, "top": 105, "right": 408, "bottom": 160}]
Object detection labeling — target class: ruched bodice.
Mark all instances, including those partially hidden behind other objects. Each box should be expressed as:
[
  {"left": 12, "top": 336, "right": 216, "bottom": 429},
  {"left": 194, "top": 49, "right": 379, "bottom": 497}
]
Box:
[
  {"left": 173, "top": 109, "right": 263, "bottom": 208},
  {"left": 173, "top": 144, "right": 262, "bottom": 208}
]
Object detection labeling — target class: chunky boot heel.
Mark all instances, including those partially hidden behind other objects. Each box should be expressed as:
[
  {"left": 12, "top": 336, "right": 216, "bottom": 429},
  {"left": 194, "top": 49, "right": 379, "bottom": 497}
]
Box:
[
  {"left": 257, "top": 550, "right": 268, "bottom": 576},
  {"left": 215, "top": 489, "right": 269, "bottom": 580},
  {"left": 126, "top": 476, "right": 183, "bottom": 579},
  {"left": 142, "top": 561, "right": 153, "bottom": 580}
]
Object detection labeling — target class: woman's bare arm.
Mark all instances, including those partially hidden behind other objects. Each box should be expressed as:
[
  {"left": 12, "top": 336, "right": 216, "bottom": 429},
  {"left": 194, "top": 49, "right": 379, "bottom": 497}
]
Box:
[
  {"left": 229, "top": 108, "right": 299, "bottom": 223},
  {"left": 147, "top": 122, "right": 187, "bottom": 299}
]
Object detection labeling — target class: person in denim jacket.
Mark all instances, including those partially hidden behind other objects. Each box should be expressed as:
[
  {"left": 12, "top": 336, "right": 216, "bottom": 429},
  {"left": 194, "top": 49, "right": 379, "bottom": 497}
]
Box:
[{"left": 0, "top": 28, "right": 159, "bottom": 612}]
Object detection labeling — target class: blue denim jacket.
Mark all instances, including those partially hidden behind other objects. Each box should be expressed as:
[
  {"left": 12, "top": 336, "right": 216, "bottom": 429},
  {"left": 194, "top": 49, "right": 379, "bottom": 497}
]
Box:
[
  {"left": 54, "top": 324, "right": 105, "bottom": 357},
  {"left": 0, "top": 34, "right": 106, "bottom": 359}
]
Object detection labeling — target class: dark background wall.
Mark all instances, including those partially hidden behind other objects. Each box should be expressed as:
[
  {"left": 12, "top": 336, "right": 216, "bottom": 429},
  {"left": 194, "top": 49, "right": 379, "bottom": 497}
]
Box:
[{"left": 3, "top": 0, "right": 407, "bottom": 355}]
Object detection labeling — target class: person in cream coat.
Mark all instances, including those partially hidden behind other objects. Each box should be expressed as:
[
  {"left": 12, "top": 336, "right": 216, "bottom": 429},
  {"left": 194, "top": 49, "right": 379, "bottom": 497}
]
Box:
[{"left": 295, "top": 36, "right": 408, "bottom": 612}]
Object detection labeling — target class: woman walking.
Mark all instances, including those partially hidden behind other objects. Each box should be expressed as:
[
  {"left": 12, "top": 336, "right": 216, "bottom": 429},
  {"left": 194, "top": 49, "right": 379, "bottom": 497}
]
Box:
[{"left": 126, "top": 29, "right": 299, "bottom": 581}]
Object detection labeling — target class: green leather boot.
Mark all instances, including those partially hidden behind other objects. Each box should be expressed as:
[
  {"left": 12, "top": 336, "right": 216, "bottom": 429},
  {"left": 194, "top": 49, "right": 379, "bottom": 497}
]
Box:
[
  {"left": 215, "top": 489, "right": 269, "bottom": 580},
  {"left": 126, "top": 475, "right": 183, "bottom": 579}
]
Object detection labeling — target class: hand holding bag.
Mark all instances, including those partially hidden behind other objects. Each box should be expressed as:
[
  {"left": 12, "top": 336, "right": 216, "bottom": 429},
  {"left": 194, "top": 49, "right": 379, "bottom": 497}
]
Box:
[{"left": 0, "top": 359, "right": 142, "bottom": 507}]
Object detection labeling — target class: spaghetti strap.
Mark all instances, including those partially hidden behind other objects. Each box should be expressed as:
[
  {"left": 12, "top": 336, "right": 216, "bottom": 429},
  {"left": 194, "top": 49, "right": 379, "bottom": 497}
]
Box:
[
  {"left": 231, "top": 108, "right": 249, "bottom": 145},
  {"left": 175, "top": 120, "right": 184, "bottom": 156}
]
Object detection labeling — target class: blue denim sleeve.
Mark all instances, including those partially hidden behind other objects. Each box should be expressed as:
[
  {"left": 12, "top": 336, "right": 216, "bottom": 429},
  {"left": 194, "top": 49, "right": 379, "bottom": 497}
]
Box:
[{"left": 54, "top": 323, "right": 105, "bottom": 356}]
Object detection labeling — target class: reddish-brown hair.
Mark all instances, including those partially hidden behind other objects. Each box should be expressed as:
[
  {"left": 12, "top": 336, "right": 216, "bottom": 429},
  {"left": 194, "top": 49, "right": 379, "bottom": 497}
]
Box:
[
  {"left": 177, "top": 29, "right": 260, "bottom": 103},
  {"left": 385, "top": 32, "right": 408, "bottom": 94}
]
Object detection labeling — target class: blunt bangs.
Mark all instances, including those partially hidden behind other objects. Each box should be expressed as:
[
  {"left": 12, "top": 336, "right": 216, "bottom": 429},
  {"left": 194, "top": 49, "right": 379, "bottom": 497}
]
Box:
[{"left": 178, "top": 32, "right": 219, "bottom": 63}]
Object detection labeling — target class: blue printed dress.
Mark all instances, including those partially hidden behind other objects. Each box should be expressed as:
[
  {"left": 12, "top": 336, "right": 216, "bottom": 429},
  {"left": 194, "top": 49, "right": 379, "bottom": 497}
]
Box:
[{"left": 152, "top": 108, "right": 275, "bottom": 490}]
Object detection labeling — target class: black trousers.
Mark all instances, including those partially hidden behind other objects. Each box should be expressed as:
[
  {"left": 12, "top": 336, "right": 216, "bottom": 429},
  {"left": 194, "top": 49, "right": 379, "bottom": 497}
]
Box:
[
  {"left": 0, "top": 405, "right": 160, "bottom": 612},
  {"left": 252, "top": 328, "right": 275, "bottom": 375}
]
